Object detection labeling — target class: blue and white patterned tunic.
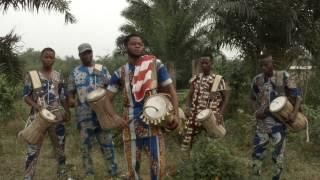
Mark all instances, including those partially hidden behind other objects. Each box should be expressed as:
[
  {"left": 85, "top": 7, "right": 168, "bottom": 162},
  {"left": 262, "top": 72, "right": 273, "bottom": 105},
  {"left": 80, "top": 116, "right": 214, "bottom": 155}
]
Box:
[{"left": 68, "top": 65, "right": 111, "bottom": 125}]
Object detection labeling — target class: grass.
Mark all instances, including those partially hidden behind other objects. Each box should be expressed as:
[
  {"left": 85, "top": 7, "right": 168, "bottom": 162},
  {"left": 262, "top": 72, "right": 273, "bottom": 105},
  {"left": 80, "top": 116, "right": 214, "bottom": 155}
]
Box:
[{"left": 1, "top": 100, "right": 320, "bottom": 180}]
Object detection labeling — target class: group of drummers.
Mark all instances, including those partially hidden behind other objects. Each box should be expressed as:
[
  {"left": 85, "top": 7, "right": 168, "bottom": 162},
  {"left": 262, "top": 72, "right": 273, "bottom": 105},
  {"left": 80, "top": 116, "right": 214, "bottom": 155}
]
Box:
[{"left": 20, "top": 33, "right": 306, "bottom": 180}]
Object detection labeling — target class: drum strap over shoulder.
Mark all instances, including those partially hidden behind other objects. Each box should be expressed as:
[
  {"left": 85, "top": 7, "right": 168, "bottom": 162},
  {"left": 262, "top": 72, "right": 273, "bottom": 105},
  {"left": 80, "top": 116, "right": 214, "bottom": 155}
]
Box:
[
  {"left": 189, "top": 75, "right": 197, "bottom": 84},
  {"left": 151, "top": 58, "right": 158, "bottom": 90},
  {"left": 211, "top": 75, "right": 222, "bottom": 92},
  {"left": 29, "top": 70, "right": 42, "bottom": 91},
  {"left": 120, "top": 65, "right": 126, "bottom": 88},
  {"left": 93, "top": 63, "right": 103, "bottom": 75},
  {"left": 273, "top": 71, "right": 286, "bottom": 96}
]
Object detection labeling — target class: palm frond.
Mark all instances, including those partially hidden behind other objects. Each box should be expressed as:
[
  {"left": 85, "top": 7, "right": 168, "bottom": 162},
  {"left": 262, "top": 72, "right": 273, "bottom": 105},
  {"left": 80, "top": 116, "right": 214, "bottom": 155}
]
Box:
[
  {"left": 215, "top": 0, "right": 258, "bottom": 20},
  {"left": 0, "top": 31, "right": 23, "bottom": 85},
  {"left": 0, "top": 0, "right": 76, "bottom": 24}
]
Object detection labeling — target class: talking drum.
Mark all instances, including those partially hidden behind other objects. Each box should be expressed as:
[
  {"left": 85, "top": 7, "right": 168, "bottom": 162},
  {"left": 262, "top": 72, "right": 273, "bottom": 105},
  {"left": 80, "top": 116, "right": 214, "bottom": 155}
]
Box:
[
  {"left": 196, "top": 109, "right": 226, "bottom": 138},
  {"left": 19, "top": 109, "right": 58, "bottom": 144},
  {"left": 143, "top": 94, "right": 174, "bottom": 126},
  {"left": 164, "top": 107, "right": 186, "bottom": 134},
  {"left": 269, "top": 96, "right": 307, "bottom": 132},
  {"left": 86, "top": 88, "right": 117, "bottom": 129}
]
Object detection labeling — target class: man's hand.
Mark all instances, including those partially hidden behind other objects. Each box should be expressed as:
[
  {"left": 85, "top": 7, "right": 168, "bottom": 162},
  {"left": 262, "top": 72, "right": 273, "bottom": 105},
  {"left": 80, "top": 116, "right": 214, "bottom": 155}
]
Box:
[
  {"left": 68, "top": 97, "right": 76, "bottom": 108},
  {"left": 113, "top": 114, "right": 128, "bottom": 129},
  {"left": 165, "top": 114, "right": 179, "bottom": 130},
  {"left": 33, "top": 104, "right": 42, "bottom": 112},
  {"left": 288, "top": 113, "right": 297, "bottom": 123},
  {"left": 63, "top": 110, "right": 71, "bottom": 122},
  {"left": 255, "top": 110, "right": 266, "bottom": 119}
]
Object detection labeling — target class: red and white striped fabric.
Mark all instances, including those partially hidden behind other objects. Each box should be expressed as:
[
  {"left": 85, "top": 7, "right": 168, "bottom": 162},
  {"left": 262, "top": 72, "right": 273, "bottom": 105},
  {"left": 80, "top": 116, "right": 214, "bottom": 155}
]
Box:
[{"left": 132, "top": 55, "right": 156, "bottom": 102}]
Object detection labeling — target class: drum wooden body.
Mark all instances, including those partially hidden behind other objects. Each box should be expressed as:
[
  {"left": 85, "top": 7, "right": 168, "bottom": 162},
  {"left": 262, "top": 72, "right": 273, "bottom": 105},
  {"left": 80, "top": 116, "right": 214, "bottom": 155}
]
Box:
[
  {"left": 143, "top": 94, "right": 174, "bottom": 126},
  {"left": 269, "top": 96, "right": 307, "bottom": 132},
  {"left": 196, "top": 109, "right": 226, "bottom": 138},
  {"left": 87, "top": 88, "right": 117, "bottom": 129},
  {"left": 19, "top": 109, "right": 58, "bottom": 144}
]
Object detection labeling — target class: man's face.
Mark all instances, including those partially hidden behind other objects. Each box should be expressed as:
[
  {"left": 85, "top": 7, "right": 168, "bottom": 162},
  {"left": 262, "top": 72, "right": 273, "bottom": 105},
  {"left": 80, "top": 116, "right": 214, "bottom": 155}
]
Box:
[
  {"left": 126, "top": 36, "right": 144, "bottom": 58},
  {"left": 41, "top": 50, "right": 55, "bottom": 68},
  {"left": 200, "top": 56, "right": 212, "bottom": 72},
  {"left": 79, "top": 50, "right": 93, "bottom": 65},
  {"left": 261, "top": 56, "right": 274, "bottom": 77}
]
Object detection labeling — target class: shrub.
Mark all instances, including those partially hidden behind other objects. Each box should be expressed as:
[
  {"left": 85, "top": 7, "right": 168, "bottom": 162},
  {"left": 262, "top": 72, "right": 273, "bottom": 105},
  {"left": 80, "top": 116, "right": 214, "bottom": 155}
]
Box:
[
  {"left": 176, "top": 135, "right": 249, "bottom": 180},
  {"left": 302, "top": 105, "right": 320, "bottom": 145},
  {"left": 0, "top": 74, "right": 19, "bottom": 121}
]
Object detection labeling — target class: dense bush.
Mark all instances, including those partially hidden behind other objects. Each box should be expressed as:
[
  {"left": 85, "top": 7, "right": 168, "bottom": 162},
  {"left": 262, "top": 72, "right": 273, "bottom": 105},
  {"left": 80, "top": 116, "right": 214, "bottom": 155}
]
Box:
[
  {"left": 0, "top": 74, "right": 20, "bottom": 121},
  {"left": 302, "top": 105, "right": 320, "bottom": 145},
  {"left": 214, "top": 59, "right": 252, "bottom": 114},
  {"left": 304, "top": 69, "right": 320, "bottom": 106},
  {"left": 176, "top": 135, "right": 249, "bottom": 180}
]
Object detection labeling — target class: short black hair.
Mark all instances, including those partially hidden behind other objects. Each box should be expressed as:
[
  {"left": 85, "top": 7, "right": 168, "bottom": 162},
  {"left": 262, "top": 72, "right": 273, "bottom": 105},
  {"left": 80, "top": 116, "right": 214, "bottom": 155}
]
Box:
[
  {"left": 123, "top": 33, "right": 143, "bottom": 46},
  {"left": 200, "top": 53, "right": 213, "bottom": 61},
  {"left": 40, "top": 47, "right": 55, "bottom": 56}
]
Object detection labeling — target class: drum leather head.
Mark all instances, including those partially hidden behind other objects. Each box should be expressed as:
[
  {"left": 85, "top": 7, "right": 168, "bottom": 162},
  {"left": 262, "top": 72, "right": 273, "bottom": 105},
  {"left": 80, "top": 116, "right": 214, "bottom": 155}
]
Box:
[
  {"left": 87, "top": 88, "right": 106, "bottom": 102},
  {"left": 269, "top": 96, "right": 287, "bottom": 112},
  {"left": 40, "top": 109, "right": 56, "bottom": 122},
  {"left": 196, "top": 109, "right": 212, "bottom": 121},
  {"left": 144, "top": 95, "right": 168, "bottom": 119}
]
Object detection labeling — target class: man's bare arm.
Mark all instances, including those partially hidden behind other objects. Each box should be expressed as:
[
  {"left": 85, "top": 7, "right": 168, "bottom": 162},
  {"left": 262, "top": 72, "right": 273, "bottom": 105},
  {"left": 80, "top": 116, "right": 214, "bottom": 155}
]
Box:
[
  {"left": 220, "top": 90, "right": 230, "bottom": 115},
  {"left": 24, "top": 95, "right": 41, "bottom": 111}
]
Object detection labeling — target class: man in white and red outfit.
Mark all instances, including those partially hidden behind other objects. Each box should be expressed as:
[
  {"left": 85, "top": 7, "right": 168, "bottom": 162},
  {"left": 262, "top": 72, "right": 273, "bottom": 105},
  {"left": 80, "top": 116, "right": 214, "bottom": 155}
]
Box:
[{"left": 105, "top": 34, "right": 179, "bottom": 180}]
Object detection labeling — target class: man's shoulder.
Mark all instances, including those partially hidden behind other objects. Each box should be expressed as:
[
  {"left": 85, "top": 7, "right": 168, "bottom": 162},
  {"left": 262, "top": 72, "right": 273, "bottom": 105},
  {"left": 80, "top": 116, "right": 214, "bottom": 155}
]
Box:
[
  {"left": 110, "top": 63, "right": 127, "bottom": 78},
  {"left": 271, "top": 70, "right": 289, "bottom": 81},
  {"left": 52, "top": 70, "right": 63, "bottom": 80},
  {"left": 154, "top": 58, "right": 166, "bottom": 70},
  {"left": 71, "top": 65, "right": 84, "bottom": 73},
  {"left": 253, "top": 73, "right": 264, "bottom": 80},
  {"left": 274, "top": 70, "right": 289, "bottom": 76},
  {"left": 116, "top": 63, "right": 128, "bottom": 72},
  {"left": 189, "top": 74, "right": 198, "bottom": 83},
  {"left": 52, "top": 70, "right": 61, "bottom": 76},
  {"left": 210, "top": 73, "right": 223, "bottom": 78}
]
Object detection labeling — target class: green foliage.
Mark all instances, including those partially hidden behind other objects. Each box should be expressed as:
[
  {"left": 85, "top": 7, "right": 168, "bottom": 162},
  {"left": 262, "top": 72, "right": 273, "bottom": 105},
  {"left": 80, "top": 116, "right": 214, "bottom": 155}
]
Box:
[
  {"left": 302, "top": 105, "right": 320, "bottom": 145},
  {"left": 0, "top": 32, "right": 23, "bottom": 85},
  {"left": 303, "top": 105, "right": 320, "bottom": 122},
  {"left": 212, "top": 0, "right": 320, "bottom": 72},
  {"left": 54, "top": 58, "right": 80, "bottom": 79},
  {"left": 18, "top": 48, "right": 41, "bottom": 70},
  {"left": 0, "top": 74, "right": 20, "bottom": 121},
  {"left": 96, "top": 55, "right": 127, "bottom": 73},
  {"left": 0, "top": 0, "right": 76, "bottom": 24},
  {"left": 177, "top": 90, "right": 188, "bottom": 107},
  {"left": 304, "top": 68, "right": 320, "bottom": 106},
  {"left": 19, "top": 49, "right": 127, "bottom": 80},
  {"left": 18, "top": 49, "right": 79, "bottom": 81},
  {"left": 177, "top": 135, "right": 248, "bottom": 179},
  {"left": 213, "top": 58, "right": 252, "bottom": 113}
]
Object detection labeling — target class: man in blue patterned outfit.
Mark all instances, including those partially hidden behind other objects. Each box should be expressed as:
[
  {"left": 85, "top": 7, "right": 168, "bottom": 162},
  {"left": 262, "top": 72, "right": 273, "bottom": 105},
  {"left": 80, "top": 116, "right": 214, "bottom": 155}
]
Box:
[
  {"left": 251, "top": 52, "right": 302, "bottom": 180},
  {"left": 67, "top": 43, "right": 117, "bottom": 178},
  {"left": 22, "top": 47, "right": 69, "bottom": 180}
]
